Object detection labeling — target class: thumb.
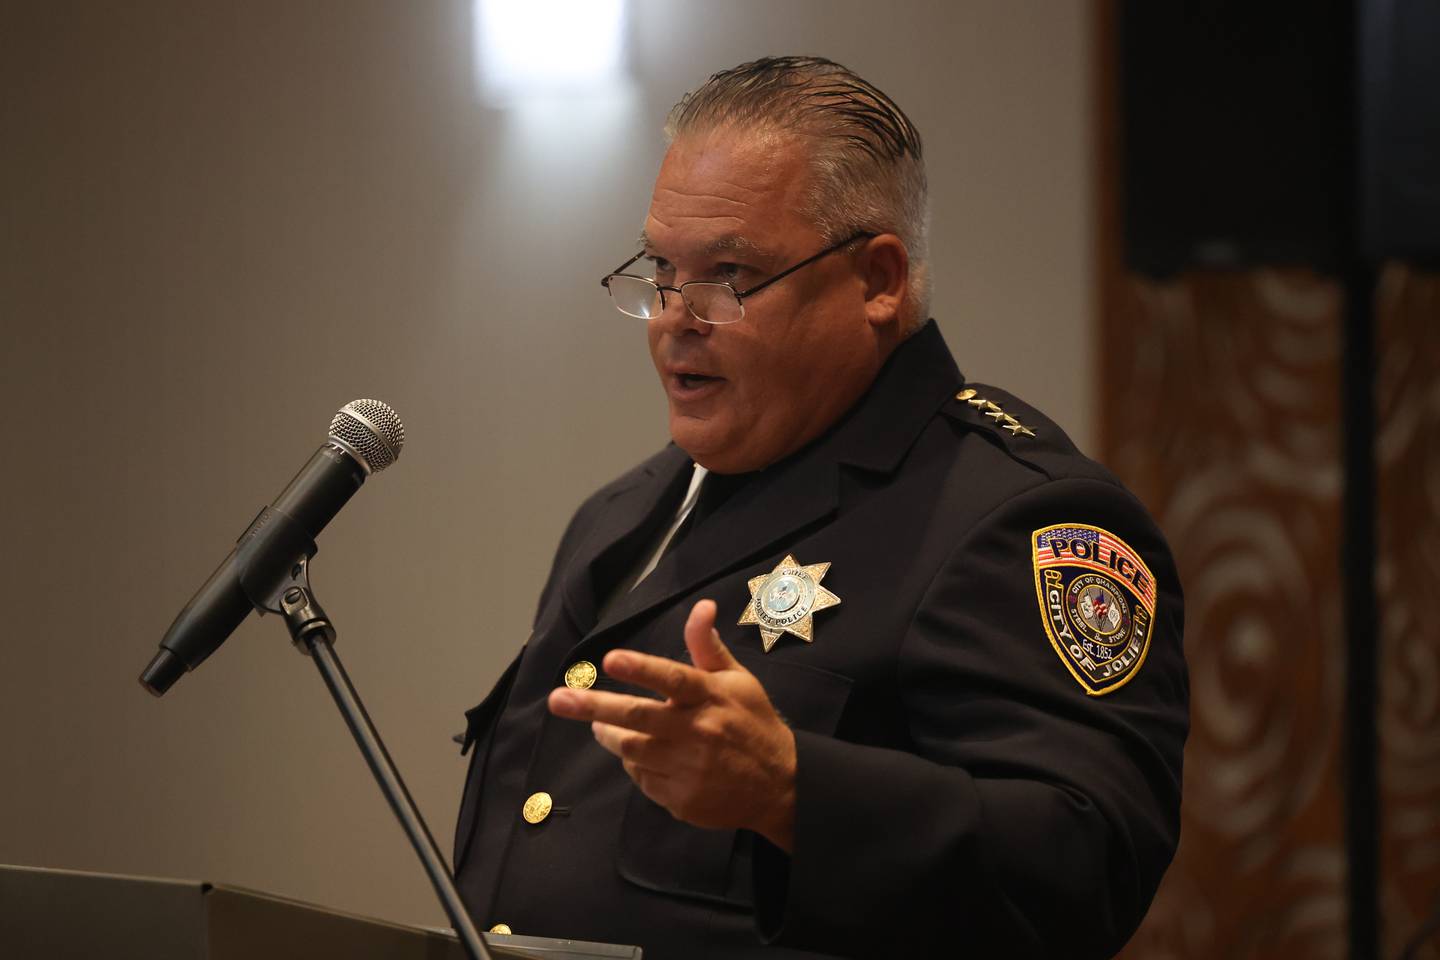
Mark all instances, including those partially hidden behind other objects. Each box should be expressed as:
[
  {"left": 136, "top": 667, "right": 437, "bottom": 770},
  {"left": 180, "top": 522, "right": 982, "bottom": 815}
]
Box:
[{"left": 685, "top": 599, "right": 740, "bottom": 673}]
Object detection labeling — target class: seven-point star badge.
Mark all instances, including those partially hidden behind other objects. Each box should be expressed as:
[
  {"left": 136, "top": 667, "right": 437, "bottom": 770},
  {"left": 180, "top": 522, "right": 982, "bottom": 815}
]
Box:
[{"left": 738, "top": 555, "right": 842, "bottom": 653}]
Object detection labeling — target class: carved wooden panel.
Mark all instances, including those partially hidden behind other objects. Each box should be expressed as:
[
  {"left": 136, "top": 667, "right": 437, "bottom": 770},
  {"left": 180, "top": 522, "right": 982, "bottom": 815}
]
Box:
[
  {"left": 1101, "top": 269, "right": 1348, "bottom": 958},
  {"left": 1375, "top": 268, "right": 1440, "bottom": 959},
  {"left": 1098, "top": 263, "right": 1440, "bottom": 959},
  {"left": 1093, "top": 0, "right": 1440, "bottom": 949}
]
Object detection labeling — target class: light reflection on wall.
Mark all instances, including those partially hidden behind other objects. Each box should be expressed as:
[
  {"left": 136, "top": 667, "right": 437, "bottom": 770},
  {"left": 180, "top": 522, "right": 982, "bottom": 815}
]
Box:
[{"left": 474, "top": 0, "right": 630, "bottom": 105}]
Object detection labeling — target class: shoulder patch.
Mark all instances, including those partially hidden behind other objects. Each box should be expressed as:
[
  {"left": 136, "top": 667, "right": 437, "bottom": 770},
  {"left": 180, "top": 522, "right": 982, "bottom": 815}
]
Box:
[{"left": 1032, "top": 524, "right": 1156, "bottom": 696}]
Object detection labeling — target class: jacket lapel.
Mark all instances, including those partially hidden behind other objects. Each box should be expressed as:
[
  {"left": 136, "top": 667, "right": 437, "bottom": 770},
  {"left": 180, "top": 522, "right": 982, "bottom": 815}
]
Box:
[
  {"left": 590, "top": 439, "right": 841, "bottom": 640},
  {"left": 558, "top": 445, "right": 693, "bottom": 636}
]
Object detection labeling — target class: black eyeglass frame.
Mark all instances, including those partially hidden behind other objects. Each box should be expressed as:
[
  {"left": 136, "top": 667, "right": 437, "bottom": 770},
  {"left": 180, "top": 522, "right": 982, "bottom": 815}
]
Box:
[{"left": 599, "top": 231, "right": 877, "bottom": 324}]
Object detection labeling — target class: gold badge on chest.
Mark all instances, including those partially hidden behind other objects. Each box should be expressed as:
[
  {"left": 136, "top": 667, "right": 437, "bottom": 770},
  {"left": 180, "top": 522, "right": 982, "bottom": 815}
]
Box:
[{"left": 738, "top": 554, "right": 842, "bottom": 653}]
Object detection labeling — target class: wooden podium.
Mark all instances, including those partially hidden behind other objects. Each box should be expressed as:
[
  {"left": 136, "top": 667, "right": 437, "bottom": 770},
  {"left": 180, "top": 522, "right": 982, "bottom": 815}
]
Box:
[{"left": 0, "top": 864, "right": 641, "bottom": 960}]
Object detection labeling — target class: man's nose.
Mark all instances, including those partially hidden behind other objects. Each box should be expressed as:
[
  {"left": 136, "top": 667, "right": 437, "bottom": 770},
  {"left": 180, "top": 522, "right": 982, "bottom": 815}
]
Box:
[{"left": 654, "top": 287, "right": 711, "bottom": 336}]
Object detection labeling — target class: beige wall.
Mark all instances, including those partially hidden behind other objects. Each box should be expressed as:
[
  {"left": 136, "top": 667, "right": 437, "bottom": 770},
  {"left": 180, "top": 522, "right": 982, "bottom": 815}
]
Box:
[{"left": 0, "top": 0, "right": 1093, "bottom": 928}]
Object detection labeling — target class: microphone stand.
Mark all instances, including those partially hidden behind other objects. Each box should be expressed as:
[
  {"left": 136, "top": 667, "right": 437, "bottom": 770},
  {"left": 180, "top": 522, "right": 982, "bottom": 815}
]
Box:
[{"left": 264, "top": 555, "right": 493, "bottom": 960}]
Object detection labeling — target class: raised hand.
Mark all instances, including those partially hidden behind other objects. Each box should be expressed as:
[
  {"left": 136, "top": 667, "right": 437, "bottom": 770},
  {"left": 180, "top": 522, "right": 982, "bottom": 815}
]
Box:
[{"left": 547, "top": 599, "right": 797, "bottom": 851}]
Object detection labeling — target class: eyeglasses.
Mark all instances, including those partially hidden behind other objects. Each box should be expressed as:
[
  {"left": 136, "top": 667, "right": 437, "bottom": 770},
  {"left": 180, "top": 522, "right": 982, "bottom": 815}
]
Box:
[{"left": 600, "top": 231, "right": 876, "bottom": 325}]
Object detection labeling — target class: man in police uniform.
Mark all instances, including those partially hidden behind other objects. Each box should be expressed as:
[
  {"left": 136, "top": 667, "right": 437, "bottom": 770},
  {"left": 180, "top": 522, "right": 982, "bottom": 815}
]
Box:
[{"left": 453, "top": 57, "right": 1188, "bottom": 959}]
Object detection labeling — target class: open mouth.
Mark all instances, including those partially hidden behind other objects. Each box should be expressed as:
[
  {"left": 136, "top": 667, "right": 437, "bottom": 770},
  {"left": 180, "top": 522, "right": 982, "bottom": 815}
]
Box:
[{"left": 677, "top": 373, "right": 721, "bottom": 389}]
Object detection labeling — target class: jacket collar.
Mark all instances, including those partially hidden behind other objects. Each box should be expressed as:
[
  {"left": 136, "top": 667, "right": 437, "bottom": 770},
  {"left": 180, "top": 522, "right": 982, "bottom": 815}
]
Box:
[{"left": 827, "top": 319, "right": 964, "bottom": 473}]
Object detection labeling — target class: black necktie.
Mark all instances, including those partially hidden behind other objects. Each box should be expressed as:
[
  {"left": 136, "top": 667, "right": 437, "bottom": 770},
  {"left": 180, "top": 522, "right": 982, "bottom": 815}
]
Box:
[{"left": 664, "top": 469, "right": 751, "bottom": 557}]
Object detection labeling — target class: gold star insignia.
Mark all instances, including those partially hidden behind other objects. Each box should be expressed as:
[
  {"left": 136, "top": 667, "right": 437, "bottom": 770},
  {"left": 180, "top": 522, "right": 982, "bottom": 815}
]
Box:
[{"left": 737, "top": 554, "right": 842, "bottom": 653}]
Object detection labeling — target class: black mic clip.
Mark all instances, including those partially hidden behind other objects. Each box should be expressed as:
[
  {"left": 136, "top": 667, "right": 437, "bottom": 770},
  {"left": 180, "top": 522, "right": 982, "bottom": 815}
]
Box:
[
  {"left": 235, "top": 505, "right": 316, "bottom": 612},
  {"left": 233, "top": 506, "right": 334, "bottom": 653},
  {"left": 277, "top": 568, "right": 337, "bottom": 654}
]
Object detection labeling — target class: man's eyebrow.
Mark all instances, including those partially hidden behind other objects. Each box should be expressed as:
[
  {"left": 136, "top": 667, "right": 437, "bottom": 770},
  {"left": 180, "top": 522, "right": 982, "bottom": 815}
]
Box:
[
  {"left": 636, "top": 231, "right": 766, "bottom": 259},
  {"left": 704, "top": 235, "right": 763, "bottom": 257}
]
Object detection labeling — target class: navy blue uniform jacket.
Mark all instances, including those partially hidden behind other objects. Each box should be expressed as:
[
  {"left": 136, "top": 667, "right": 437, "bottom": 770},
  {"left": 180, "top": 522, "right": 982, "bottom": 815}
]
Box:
[{"left": 453, "top": 320, "right": 1189, "bottom": 959}]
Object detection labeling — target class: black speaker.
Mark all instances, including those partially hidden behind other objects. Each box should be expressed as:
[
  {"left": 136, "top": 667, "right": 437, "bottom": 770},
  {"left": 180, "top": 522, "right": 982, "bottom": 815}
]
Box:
[
  {"left": 1359, "top": 0, "right": 1440, "bottom": 262},
  {"left": 1120, "top": 0, "right": 1440, "bottom": 277}
]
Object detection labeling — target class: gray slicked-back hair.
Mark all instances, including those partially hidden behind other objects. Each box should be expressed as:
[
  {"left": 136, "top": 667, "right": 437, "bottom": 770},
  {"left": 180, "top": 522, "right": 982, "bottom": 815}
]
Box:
[{"left": 665, "top": 56, "right": 931, "bottom": 325}]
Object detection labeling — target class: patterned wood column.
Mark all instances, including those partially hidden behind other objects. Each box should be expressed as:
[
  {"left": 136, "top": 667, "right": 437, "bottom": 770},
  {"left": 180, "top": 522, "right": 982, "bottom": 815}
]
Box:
[
  {"left": 1102, "top": 270, "right": 1349, "bottom": 958},
  {"left": 1375, "top": 268, "right": 1440, "bottom": 959},
  {"left": 1100, "top": 270, "right": 1440, "bottom": 960}
]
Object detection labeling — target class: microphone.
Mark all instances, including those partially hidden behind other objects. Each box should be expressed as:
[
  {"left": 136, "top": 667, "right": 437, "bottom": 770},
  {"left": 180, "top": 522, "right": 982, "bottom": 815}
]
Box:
[{"left": 139, "top": 399, "right": 405, "bottom": 697}]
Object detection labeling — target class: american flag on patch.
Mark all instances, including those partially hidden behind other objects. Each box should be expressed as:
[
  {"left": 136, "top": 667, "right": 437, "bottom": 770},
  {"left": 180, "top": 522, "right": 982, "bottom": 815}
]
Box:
[{"left": 1034, "top": 525, "right": 1157, "bottom": 613}]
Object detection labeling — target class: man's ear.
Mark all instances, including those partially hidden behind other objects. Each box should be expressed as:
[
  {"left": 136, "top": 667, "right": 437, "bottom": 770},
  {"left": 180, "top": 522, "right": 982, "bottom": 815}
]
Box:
[{"left": 860, "top": 234, "right": 909, "bottom": 329}]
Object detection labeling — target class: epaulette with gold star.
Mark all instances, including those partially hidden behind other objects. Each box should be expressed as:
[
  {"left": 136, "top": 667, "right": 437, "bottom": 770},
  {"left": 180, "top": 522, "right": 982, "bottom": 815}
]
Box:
[
  {"left": 951, "top": 387, "right": 1037, "bottom": 438},
  {"left": 942, "top": 382, "right": 1112, "bottom": 486}
]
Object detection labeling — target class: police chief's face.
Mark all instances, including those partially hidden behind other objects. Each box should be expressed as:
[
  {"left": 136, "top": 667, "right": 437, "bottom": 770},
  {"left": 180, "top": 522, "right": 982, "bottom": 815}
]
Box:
[{"left": 644, "top": 129, "right": 888, "bottom": 474}]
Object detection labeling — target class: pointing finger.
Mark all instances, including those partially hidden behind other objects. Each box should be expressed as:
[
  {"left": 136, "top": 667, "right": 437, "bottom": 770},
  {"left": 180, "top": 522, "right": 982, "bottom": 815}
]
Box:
[
  {"left": 548, "top": 687, "right": 674, "bottom": 734},
  {"left": 602, "top": 649, "right": 711, "bottom": 706}
]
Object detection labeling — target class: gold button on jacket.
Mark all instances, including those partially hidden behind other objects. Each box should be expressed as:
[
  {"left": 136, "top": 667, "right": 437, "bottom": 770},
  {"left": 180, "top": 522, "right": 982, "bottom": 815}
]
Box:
[
  {"left": 564, "top": 660, "right": 597, "bottom": 689},
  {"left": 522, "top": 791, "right": 553, "bottom": 824}
]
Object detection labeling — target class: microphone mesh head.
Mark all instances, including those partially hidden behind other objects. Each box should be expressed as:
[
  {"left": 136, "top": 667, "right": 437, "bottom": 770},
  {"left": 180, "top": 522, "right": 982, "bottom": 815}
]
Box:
[{"left": 329, "top": 399, "right": 405, "bottom": 473}]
